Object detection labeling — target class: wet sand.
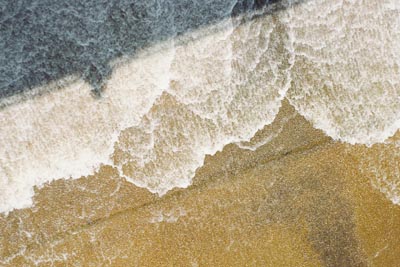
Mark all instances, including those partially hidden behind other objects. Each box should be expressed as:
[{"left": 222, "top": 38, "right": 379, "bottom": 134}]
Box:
[{"left": 1, "top": 100, "right": 400, "bottom": 266}]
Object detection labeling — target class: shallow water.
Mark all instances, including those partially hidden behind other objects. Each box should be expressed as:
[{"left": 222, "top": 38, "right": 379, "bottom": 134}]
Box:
[{"left": 0, "top": 0, "right": 399, "bottom": 216}]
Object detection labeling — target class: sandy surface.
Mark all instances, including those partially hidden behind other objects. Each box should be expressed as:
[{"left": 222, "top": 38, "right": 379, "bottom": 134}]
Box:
[{"left": 1, "top": 101, "right": 400, "bottom": 266}]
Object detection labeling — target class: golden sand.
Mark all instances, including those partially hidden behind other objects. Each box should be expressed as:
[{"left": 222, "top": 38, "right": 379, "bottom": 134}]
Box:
[{"left": 1, "top": 101, "right": 399, "bottom": 266}]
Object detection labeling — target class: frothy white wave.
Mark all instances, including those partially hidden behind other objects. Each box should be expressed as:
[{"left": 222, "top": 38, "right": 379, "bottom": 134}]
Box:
[
  {"left": 0, "top": 42, "right": 174, "bottom": 214},
  {"left": 359, "top": 134, "right": 400, "bottom": 205},
  {"left": 112, "top": 16, "right": 293, "bottom": 195},
  {"left": 285, "top": 0, "right": 400, "bottom": 145},
  {"left": 1, "top": 0, "right": 400, "bottom": 214}
]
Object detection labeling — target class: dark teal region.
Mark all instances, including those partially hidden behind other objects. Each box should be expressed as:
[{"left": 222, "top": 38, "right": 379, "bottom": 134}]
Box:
[{"left": 0, "top": 0, "right": 300, "bottom": 101}]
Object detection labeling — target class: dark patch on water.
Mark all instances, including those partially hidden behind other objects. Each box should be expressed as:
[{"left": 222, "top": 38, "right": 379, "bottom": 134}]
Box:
[{"left": 0, "top": 0, "right": 303, "bottom": 104}]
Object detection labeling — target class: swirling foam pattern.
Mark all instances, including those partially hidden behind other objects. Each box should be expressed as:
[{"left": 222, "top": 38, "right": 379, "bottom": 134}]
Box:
[
  {"left": 0, "top": 0, "right": 399, "bottom": 213},
  {"left": 286, "top": 0, "right": 400, "bottom": 145}
]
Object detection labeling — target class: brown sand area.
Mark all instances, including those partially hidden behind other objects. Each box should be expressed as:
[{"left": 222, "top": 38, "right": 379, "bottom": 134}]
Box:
[{"left": 1, "top": 100, "right": 400, "bottom": 266}]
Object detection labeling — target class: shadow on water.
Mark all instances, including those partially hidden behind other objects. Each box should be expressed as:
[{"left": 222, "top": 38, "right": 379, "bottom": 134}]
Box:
[{"left": 0, "top": 0, "right": 304, "bottom": 104}]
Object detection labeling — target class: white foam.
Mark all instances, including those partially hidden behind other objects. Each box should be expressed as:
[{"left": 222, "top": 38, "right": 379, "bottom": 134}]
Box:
[
  {"left": 112, "top": 16, "right": 293, "bottom": 195},
  {"left": 359, "top": 135, "right": 400, "bottom": 205},
  {"left": 284, "top": 0, "right": 400, "bottom": 146},
  {"left": 149, "top": 207, "right": 187, "bottom": 223},
  {"left": 1, "top": 0, "right": 400, "bottom": 214},
  {"left": 0, "top": 42, "right": 175, "bottom": 214},
  {"left": 236, "top": 111, "right": 296, "bottom": 151},
  {"left": 0, "top": 15, "right": 292, "bottom": 213}
]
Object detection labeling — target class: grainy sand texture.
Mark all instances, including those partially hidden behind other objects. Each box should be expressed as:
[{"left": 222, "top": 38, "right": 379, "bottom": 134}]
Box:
[{"left": 1, "top": 0, "right": 400, "bottom": 266}]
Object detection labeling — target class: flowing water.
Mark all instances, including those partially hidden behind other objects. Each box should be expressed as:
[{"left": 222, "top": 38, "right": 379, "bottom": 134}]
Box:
[{"left": 0, "top": 0, "right": 399, "bottom": 215}]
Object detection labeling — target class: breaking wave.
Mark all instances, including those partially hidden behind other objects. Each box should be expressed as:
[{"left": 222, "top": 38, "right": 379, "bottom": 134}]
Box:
[{"left": 0, "top": 0, "right": 399, "bottom": 213}]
